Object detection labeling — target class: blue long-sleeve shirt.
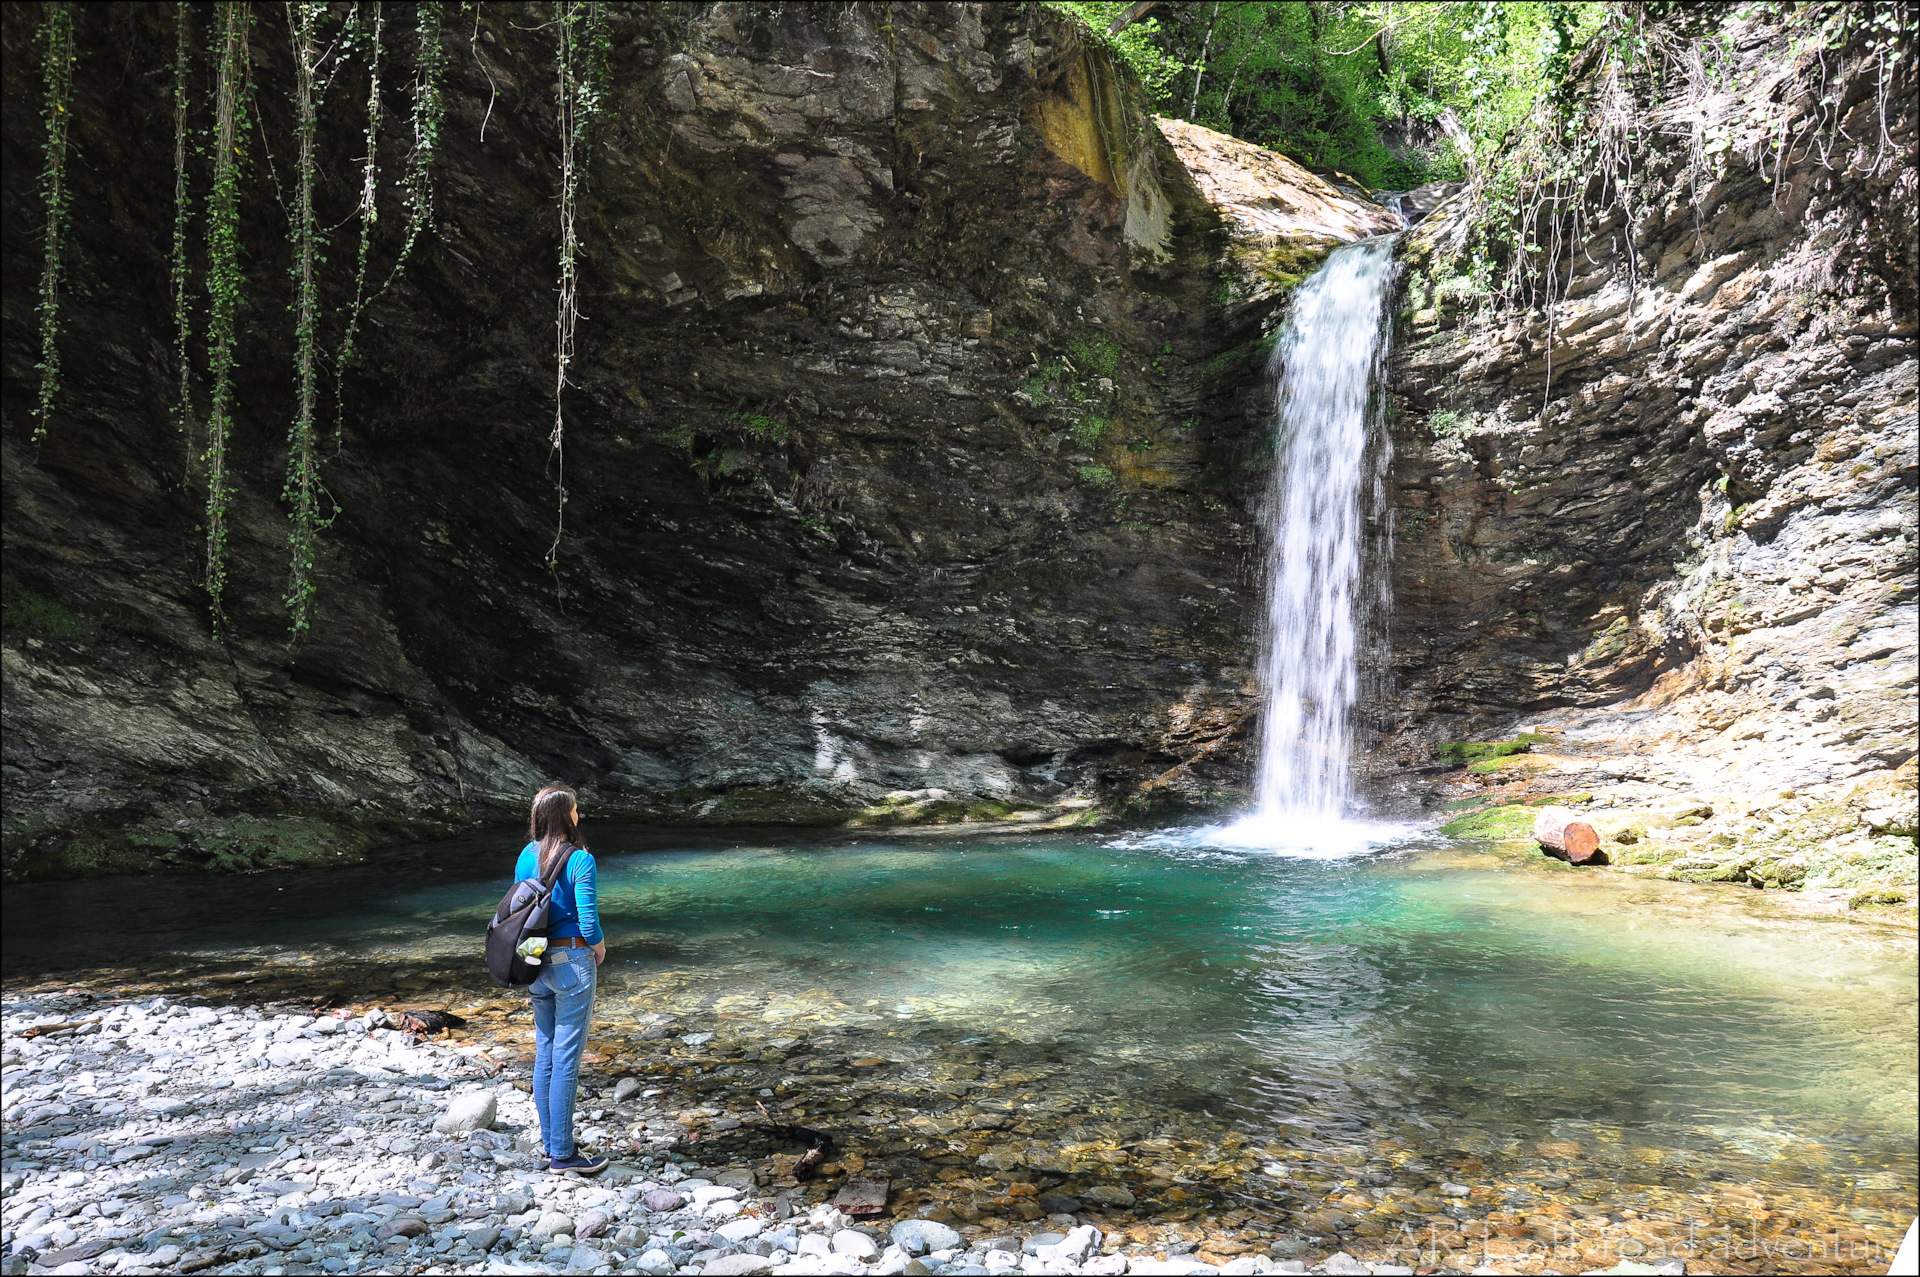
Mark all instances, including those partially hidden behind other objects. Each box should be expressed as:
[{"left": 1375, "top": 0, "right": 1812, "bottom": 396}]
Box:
[{"left": 514, "top": 842, "right": 602, "bottom": 945}]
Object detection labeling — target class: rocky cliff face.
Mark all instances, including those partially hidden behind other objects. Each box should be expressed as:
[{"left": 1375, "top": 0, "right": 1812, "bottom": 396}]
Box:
[
  {"left": 1382, "top": 13, "right": 1917, "bottom": 895},
  {"left": 1, "top": 2, "right": 1393, "bottom": 878}
]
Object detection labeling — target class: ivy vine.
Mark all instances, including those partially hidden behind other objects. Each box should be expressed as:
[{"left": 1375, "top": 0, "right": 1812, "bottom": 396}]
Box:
[
  {"left": 202, "top": 0, "right": 251, "bottom": 631},
  {"left": 331, "top": 4, "right": 386, "bottom": 448},
  {"left": 388, "top": 0, "right": 447, "bottom": 289},
  {"left": 33, "top": 1, "right": 77, "bottom": 442},
  {"left": 282, "top": 0, "right": 346, "bottom": 636},
  {"left": 171, "top": 4, "right": 195, "bottom": 442},
  {"left": 547, "top": 0, "right": 612, "bottom": 572}
]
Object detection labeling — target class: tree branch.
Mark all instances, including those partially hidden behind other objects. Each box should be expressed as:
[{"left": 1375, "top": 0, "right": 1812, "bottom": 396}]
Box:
[
  {"left": 1107, "top": 0, "right": 1160, "bottom": 37},
  {"left": 1327, "top": 6, "right": 1433, "bottom": 58}
]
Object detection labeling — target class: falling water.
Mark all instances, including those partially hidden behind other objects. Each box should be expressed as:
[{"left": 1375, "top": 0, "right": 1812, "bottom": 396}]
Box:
[{"left": 1246, "top": 238, "right": 1398, "bottom": 827}]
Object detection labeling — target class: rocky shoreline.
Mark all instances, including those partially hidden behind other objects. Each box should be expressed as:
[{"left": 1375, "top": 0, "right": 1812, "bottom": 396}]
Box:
[{"left": 0, "top": 993, "right": 1440, "bottom": 1277}]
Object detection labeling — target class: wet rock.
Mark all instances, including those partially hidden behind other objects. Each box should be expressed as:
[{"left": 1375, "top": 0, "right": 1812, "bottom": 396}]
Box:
[
  {"left": 1036, "top": 1192, "right": 1081, "bottom": 1215},
  {"left": 1083, "top": 1185, "right": 1137, "bottom": 1208},
  {"left": 433, "top": 1090, "right": 497, "bottom": 1135},
  {"left": 891, "top": 1219, "right": 963, "bottom": 1254}
]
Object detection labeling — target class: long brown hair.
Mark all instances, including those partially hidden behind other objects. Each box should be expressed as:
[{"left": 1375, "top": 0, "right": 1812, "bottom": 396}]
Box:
[{"left": 529, "top": 784, "right": 581, "bottom": 875}]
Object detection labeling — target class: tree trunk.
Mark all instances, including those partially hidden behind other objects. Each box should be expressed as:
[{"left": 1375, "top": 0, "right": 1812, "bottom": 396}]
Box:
[
  {"left": 1374, "top": 1, "right": 1395, "bottom": 79},
  {"left": 1189, "top": 1, "right": 1220, "bottom": 121},
  {"left": 1534, "top": 807, "right": 1606, "bottom": 864}
]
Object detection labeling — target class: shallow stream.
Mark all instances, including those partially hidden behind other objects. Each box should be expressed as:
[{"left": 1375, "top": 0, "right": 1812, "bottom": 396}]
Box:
[{"left": 6, "top": 825, "right": 1913, "bottom": 1270}]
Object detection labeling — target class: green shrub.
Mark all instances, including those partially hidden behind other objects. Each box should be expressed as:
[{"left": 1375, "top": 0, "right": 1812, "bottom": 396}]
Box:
[
  {"left": 730, "top": 411, "right": 789, "bottom": 442},
  {"left": 0, "top": 576, "right": 100, "bottom": 644},
  {"left": 1074, "top": 416, "right": 1111, "bottom": 447},
  {"left": 1077, "top": 464, "right": 1115, "bottom": 488}
]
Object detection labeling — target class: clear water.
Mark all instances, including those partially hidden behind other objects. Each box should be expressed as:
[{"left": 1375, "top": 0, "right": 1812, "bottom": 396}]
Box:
[
  {"left": 7, "top": 824, "right": 1914, "bottom": 1249},
  {"left": 1245, "top": 238, "right": 1397, "bottom": 830}
]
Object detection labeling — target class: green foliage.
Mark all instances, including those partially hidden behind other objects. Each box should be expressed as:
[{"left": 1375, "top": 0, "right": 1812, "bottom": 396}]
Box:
[
  {"left": 547, "top": 0, "right": 613, "bottom": 570},
  {"left": 282, "top": 2, "right": 342, "bottom": 637},
  {"left": 391, "top": 1, "right": 446, "bottom": 284},
  {"left": 332, "top": 6, "right": 387, "bottom": 447},
  {"left": 0, "top": 576, "right": 100, "bottom": 645},
  {"left": 1077, "top": 463, "right": 1116, "bottom": 488},
  {"left": 1067, "top": 332, "right": 1125, "bottom": 380},
  {"left": 730, "top": 411, "right": 790, "bottom": 443},
  {"left": 1042, "top": 2, "right": 1188, "bottom": 97},
  {"left": 1073, "top": 416, "right": 1111, "bottom": 447},
  {"left": 201, "top": 0, "right": 251, "bottom": 631},
  {"left": 33, "top": 1, "right": 76, "bottom": 441},
  {"left": 1088, "top": 2, "right": 1610, "bottom": 190},
  {"left": 170, "top": 5, "right": 193, "bottom": 442},
  {"left": 658, "top": 422, "right": 697, "bottom": 451}
]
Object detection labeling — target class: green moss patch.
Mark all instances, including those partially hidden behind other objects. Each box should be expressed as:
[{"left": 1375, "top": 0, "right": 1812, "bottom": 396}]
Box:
[
  {"left": 1435, "top": 733, "right": 1556, "bottom": 770},
  {"left": 848, "top": 793, "right": 1039, "bottom": 828},
  {"left": 1, "top": 575, "right": 103, "bottom": 644},
  {"left": 3, "top": 814, "right": 378, "bottom": 882},
  {"left": 1439, "top": 804, "right": 1538, "bottom": 841}
]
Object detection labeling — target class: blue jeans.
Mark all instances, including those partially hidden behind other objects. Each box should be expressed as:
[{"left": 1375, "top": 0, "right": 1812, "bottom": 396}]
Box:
[{"left": 529, "top": 944, "right": 596, "bottom": 1160}]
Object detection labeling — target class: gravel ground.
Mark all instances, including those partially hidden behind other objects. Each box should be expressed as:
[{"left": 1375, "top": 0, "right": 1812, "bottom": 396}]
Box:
[{"left": 0, "top": 992, "right": 1454, "bottom": 1277}]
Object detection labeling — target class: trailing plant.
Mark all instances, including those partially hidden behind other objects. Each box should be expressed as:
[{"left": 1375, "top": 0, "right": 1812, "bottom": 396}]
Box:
[
  {"left": 546, "top": 0, "right": 613, "bottom": 571},
  {"left": 331, "top": 4, "right": 385, "bottom": 447},
  {"left": 384, "top": 1, "right": 446, "bottom": 290},
  {"left": 202, "top": 0, "right": 251, "bottom": 630},
  {"left": 170, "top": 4, "right": 194, "bottom": 442},
  {"left": 282, "top": 1, "right": 349, "bottom": 636},
  {"left": 33, "top": 1, "right": 77, "bottom": 441}
]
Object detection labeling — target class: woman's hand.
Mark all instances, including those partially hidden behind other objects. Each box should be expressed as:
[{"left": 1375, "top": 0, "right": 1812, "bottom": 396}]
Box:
[{"left": 591, "top": 941, "right": 606, "bottom": 966}]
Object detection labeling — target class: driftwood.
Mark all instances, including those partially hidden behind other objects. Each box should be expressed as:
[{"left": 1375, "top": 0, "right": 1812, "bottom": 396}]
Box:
[
  {"left": 1534, "top": 807, "right": 1606, "bottom": 864},
  {"left": 20, "top": 1019, "right": 98, "bottom": 1038},
  {"left": 755, "top": 1101, "right": 834, "bottom": 1180},
  {"left": 397, "top": 1009, "right": 467, "bottom": 1036}
]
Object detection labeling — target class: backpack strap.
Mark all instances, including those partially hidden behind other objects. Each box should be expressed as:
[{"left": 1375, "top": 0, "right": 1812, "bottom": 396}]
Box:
[{"left": 536, "top": 845, "right": 578, "bottom": 888}]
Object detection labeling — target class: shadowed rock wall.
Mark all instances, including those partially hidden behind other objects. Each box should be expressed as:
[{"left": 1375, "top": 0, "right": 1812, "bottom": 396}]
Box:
[{"left": 1, "top": 2, "right": 1390, "bottom": 877}]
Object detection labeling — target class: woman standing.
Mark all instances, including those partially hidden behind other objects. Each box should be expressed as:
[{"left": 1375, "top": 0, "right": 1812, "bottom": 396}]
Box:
[{"left": 517, "top": 784, "right": 608, "bottom": 1175}]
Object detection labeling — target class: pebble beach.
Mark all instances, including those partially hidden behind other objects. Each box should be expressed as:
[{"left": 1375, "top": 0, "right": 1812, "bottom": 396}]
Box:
[{"left": 1, "top": 991, "right": 1411, "bottom": 1277}]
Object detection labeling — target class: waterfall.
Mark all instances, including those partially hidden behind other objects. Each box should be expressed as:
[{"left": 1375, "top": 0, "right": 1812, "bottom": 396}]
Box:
[{"left": 1246, "top": 238, "right": 1397, "bottom": 825}]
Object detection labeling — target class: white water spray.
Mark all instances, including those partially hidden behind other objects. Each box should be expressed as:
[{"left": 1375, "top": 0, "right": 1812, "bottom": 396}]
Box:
[{"left": 1222, "top": 238, "right": 1397, "bottom": 844}]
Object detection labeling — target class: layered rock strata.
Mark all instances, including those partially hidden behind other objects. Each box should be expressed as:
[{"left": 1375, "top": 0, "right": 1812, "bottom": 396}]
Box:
[
  {"left": 0, "top": 3, "right": 1388, "bottom": 877},
  {"left": 1381, "top": 12, "right": 1918, "bottom": 893}
]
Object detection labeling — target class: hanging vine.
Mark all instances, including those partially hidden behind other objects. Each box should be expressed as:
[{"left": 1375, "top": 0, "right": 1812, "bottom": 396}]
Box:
[
  {"left": 203, "top": 0, "right": 251, "bottom": 630},
  {"left": 387, "top": 0, "right": 447, "bottom": 288},
  {"left": 33, "top": 1, "right": 77, "bottom": 441},
  {"left": 171, "top": 4, "right": 195, "bottom": 443},
  {"left": 331, "top": 3, "right": 385, "bottom": 447},
  {"left": 547, "top": 0, "right": 612, "bottom": 572},
  {"left": 282, "top": 0, "right": 346, "bottom": 636}
]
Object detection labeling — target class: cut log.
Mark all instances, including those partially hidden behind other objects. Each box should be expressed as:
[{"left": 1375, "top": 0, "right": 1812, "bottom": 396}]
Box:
[{"left": 1533, "top": 807, "right": 1606, "bottom": 864}]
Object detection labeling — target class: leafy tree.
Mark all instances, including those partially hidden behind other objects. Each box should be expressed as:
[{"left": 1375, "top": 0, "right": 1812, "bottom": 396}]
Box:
[{"left": 1047, "top": 1, "right": 1607, "bottom": 190}]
